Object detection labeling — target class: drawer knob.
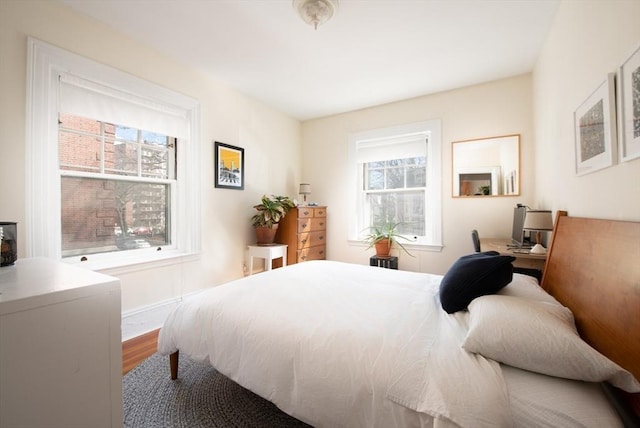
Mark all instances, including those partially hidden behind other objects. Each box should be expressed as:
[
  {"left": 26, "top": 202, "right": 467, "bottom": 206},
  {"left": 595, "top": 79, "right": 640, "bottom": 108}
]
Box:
[
  {"left": 319, "top": 250, "right": 324, "bottom": 255},
  {"left": 301, "top": 239, "right": 307, "bottom": 244},
  {"left": 301, "top": 255, "right": 307, "bottom": 260},
  {"left": 303, "top": 210, "right": 310, "bottom": 216},
  {"left": 319, "top": 235, "right": 324, "bottom": 240},
  {"left": 301, "top": 223, "right": 308, "bottom": 229}
]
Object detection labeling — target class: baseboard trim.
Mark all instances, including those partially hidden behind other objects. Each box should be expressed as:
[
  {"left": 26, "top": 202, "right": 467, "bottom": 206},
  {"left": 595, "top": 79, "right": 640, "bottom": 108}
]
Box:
[{"left": 121, "top": 290, "right": 204, "bottom": 341}]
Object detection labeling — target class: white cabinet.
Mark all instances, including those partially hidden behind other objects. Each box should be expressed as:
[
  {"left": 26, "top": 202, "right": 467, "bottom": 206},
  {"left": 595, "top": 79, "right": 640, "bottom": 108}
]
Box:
[{"left": 0, "top": 258, "right": 122, "bottom": 428}]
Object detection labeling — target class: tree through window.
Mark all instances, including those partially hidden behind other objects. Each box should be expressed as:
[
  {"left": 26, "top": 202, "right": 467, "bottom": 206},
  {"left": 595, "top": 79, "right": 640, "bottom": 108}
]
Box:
[
  {"left": 348, "top": 120, "right": 442, "bottom": 248},
  {"left": 364, "top": 157, "right": 426, "bottom": 237},
  {"left": 58, "top": 113, "right": 175, "bottom": 257}
]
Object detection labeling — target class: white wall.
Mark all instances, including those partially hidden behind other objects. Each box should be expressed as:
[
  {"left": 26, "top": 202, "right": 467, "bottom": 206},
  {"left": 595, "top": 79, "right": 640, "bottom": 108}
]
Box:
[
  {"left": 533, "top": 0, "right": 640, "bottom": 219},
  {"left": 301, "top": 74, "right": 534, "bottom": 274},
  {"left": 0, "top": 1, "right": 302, "bottom": 335}
]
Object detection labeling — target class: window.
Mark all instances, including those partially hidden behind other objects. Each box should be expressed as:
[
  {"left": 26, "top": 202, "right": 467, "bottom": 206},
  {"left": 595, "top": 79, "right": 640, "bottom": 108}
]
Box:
[
  {"left": 348, "top": 120, "right": 442, "bottom": 249},
  {"left": 364, "top": 157, "right": 426, "bottom": 237},
  {"left": 58, "top": 114, "right": 175, "bottom": 257},
  {"left": 26, "top": 38, "right": 201, "bottom": 269}
]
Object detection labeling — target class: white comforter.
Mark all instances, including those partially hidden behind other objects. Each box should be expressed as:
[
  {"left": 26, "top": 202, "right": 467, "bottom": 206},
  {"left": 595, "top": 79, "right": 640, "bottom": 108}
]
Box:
[{"left": 158, "top": 260, "right": 511, "bottom": 427}]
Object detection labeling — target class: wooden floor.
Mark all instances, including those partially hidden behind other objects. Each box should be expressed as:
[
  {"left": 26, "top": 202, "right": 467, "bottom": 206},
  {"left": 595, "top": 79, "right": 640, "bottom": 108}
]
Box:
[{"left": 122, "top": 329, "right": 160, "bottom": 375}]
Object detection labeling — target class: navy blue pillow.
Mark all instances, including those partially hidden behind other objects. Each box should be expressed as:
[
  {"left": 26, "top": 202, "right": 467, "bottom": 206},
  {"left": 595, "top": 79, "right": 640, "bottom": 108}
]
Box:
[{"left": 439, "top": 251, "right": 516, "bottom": 314}]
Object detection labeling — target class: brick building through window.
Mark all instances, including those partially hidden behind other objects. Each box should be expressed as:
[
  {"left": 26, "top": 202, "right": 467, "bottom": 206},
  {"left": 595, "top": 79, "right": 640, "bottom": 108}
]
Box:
[{"left": 59, "top": 113, "right": 173, "bottom": 256}]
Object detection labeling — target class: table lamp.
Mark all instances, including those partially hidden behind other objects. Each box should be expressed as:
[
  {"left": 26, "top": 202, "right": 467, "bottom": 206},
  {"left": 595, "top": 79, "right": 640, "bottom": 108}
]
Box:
[
  {"left": 299, "top": 183, "right": 311, "bottom": 205},
  {"left": 523, "top": 210, "right": 553, "bottom": 254}
]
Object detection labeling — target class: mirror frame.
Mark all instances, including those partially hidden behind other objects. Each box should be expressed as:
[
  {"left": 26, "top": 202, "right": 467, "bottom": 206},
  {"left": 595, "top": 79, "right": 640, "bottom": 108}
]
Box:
[{"left": 452, "top": 134, "right": 520, "bottom": 198}]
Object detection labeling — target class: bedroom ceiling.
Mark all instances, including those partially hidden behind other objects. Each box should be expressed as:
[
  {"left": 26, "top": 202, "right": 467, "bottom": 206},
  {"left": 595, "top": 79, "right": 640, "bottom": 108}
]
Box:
[{"left": 58, "top": 0, "right": 560, "bottom": 121}]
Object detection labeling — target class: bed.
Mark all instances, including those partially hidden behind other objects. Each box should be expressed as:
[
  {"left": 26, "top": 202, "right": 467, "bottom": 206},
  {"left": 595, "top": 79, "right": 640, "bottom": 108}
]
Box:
[{"left": 158, "top": 213, "right": 640, "bottom": 427}]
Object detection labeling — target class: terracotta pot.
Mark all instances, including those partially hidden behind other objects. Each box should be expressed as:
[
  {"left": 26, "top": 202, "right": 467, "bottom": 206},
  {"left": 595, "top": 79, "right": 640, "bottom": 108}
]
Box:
[
  {"left": 374, "top": 239, "right": 392, "bottom": 257},
  {"left": 255, "top": 224, "right": 279, "bottom": 245}
]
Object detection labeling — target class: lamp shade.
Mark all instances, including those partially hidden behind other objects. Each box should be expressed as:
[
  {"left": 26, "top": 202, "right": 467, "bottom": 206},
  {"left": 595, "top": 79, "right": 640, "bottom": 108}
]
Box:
[
  {"left": 299, "top": 183, "right": 311, "bottom": 195},
  {"left": 523, "top": 210, "right": 553, "bottom": 231}
]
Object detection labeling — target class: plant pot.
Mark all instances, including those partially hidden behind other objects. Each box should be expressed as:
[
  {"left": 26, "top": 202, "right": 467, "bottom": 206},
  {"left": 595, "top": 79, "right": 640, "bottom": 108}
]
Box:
[
  {"left": 374, "top": 239, "right": 392, "bottom": 257},
  {"left": 255, "top": 224, "right": 279, "bottom": 245}
]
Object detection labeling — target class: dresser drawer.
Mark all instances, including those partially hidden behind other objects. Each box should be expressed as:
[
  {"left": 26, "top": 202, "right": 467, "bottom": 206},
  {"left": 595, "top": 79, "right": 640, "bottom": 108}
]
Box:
[
  {"left": 297, "top": 217, "right": 327, "bottom": 233},
  {"left": 297, "top": 207, "right": 326, "bottom": 219},
  {"left": 297, "top": 231, "right": 325, "bottom": 249},
  {"left": 297, "top": 246, "right": 326, "bottom": 262},
  {"left": 312, "top": 207, "right": 326, "bottom": 217}
]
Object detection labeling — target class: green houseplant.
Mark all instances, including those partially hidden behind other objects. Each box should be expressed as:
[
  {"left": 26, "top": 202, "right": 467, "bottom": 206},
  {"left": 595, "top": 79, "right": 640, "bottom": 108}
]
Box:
[
  {"left": 251, "top": 195, "right": 296, "bottom": 245},
  {"left": 363, "top": 221, "right": 415, "bottom": 257}
]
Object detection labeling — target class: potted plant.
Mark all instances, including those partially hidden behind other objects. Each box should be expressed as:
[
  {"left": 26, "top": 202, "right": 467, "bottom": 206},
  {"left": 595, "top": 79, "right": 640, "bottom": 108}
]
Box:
[
  {"left": 251, "top": 195, "right": 296, "bottom": 245},
  {"left": 479, "top": 185, "right": 490, "bottom": 195},
  {"left": 363, "top": 221, "right": 415, "bottom": 258}
]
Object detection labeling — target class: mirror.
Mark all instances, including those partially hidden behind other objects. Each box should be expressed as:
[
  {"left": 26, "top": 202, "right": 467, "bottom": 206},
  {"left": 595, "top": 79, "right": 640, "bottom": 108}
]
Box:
[{"left": 452, "top": 134, "right": 520, "bottom": 197}]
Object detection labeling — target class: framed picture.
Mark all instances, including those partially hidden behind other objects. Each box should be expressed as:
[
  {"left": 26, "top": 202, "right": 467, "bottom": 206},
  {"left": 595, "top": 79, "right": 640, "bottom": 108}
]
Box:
[
  {"left": 214, "top": 141, "right": 244, "bottom": 190},
  {"left": 617, "top": 43, "right": 640, "bottom": 162},
  {"left": 574, "top": 73, "right": 617, "bottom": 176}
]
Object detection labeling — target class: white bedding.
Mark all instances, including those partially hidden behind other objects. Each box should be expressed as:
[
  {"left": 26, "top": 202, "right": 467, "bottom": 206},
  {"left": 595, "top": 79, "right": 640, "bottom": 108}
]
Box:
[{"left": 158, "top": 260, "right": 623, "bottom": 428}]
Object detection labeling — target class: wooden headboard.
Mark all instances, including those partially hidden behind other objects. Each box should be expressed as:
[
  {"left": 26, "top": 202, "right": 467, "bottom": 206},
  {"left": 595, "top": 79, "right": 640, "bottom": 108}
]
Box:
[{"left": 541, "top": 212, "right": 640, "bottom": 414}]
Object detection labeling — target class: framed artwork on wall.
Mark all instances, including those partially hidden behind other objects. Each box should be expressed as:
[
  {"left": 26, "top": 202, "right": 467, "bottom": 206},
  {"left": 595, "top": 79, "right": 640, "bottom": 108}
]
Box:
[
  {"left": 574, "top": 73, "right": 617, "bottom": 176},
  {"left": 617, "top": 43, "right": 640, "bottom": 162},
  {"left": 214, "top": 141, "right": 244, "bottom": 190}
]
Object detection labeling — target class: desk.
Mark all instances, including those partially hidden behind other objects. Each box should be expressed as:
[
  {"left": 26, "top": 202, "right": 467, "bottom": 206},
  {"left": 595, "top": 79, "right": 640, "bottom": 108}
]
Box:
[
  {"left": 481, "top": 238, "right": 546, "bottom": 271},
  {"left": 248, "top": 244, "right": 287, "bottom": 275}
]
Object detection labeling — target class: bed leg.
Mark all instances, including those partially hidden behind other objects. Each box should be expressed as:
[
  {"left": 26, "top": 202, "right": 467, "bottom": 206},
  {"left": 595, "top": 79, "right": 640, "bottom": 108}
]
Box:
[{"left": 170, "top": 350, "right": 179, "bottom": 380}]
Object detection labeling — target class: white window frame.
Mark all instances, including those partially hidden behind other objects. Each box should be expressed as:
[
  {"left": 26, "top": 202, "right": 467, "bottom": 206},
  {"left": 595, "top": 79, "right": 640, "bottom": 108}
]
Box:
[
  {"left": 347, "top": 120, "right": 442, "bottom": 251},
  {"left": 25, "top": 38, "right": 201, "bottom": 270}
]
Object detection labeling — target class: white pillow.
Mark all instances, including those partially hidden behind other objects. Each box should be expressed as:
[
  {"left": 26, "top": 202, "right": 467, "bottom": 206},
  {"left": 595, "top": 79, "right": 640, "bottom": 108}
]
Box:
[
  {"left": 462, "top": 295, "right": 640, "bottom": 393},
  {"left": 501, "top": 364, "right": 624, "bottom": 427},
  {"left": 497, "top": 273, "right": 559, "bottom": 304}
]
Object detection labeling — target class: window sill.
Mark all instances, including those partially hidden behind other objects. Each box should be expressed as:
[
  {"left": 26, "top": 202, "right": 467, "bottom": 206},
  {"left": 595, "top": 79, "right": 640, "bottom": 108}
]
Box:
[
  {"left": 348, "top": 240, "right": 443, "bottom": 253},
  {"left": 62, "top": 248, "right": 200, "bottom": 275}
]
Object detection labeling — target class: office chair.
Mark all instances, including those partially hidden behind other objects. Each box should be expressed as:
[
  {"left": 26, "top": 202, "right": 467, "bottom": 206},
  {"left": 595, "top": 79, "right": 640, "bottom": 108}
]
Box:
[{"left": 471, "top": 229, "right": 481, "bottom": 252}]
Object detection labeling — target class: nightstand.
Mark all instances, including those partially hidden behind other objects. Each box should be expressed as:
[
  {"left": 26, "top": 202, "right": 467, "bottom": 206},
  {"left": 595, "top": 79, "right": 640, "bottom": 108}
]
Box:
[{"left": 248, "top": 244, "right": 288, "bottom": 275}]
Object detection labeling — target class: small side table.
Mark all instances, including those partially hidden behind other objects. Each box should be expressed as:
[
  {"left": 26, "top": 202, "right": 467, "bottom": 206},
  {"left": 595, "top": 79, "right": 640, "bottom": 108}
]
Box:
[
  {"left": 369, "top": 256, "right": 398, "bottom": 269},
  {"left": 248, "top": 244, "right": 288, "bottom": 275}
]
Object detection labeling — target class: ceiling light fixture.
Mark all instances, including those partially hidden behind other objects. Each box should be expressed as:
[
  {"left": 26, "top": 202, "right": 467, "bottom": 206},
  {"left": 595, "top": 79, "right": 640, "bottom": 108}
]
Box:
[{"left": 293, "top": 0, "right": 338, "bottom": 30}]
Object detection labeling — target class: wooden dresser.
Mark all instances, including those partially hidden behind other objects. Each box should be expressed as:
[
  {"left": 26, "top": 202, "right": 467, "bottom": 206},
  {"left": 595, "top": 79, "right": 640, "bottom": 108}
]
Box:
[{"left": 276, "top": 206, "right": 327, "bottom": 265}]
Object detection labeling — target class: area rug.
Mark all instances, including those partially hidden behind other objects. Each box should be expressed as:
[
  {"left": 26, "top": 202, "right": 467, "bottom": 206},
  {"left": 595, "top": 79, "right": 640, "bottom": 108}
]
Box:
[{"left": 123, "top": 353, "right": 311, "bottom": 428}]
